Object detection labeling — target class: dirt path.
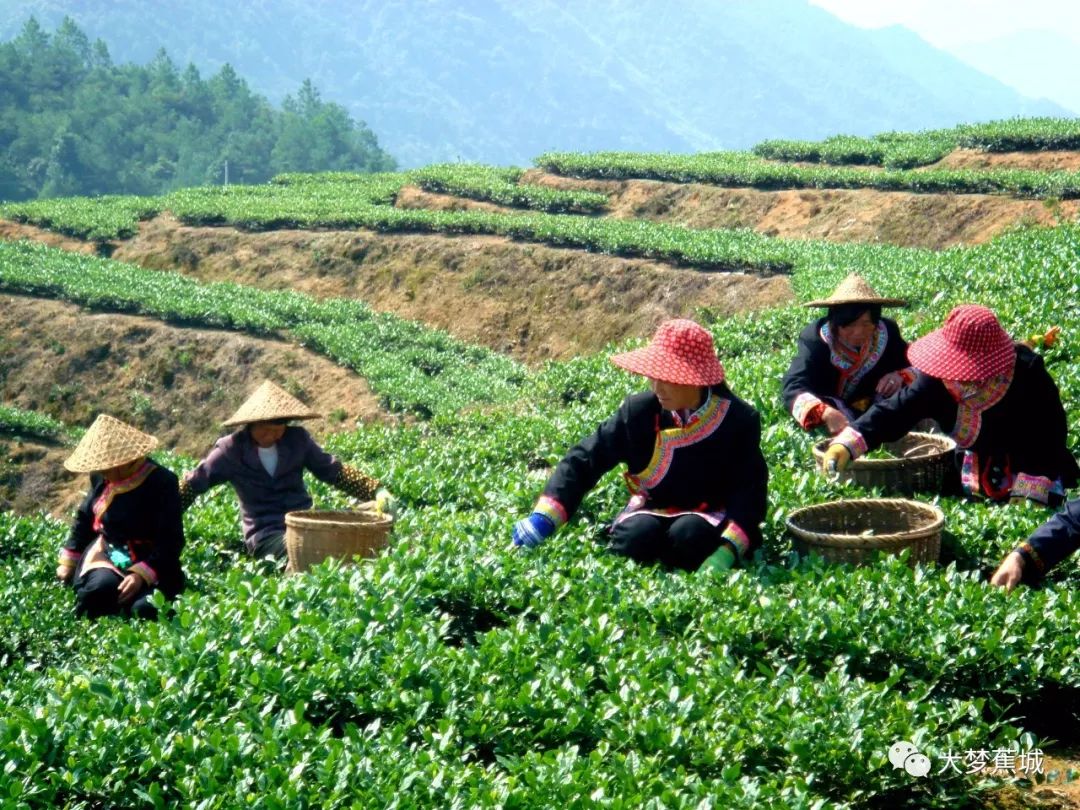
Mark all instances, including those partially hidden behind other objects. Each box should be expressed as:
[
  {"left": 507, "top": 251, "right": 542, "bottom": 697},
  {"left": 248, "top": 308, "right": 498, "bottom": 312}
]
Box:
[
  {"left": 0, "top": 220, "right": 100, "bottom": 254},
  {"left": 984, "top": 749, "right": 1080, "bottom": 809}
]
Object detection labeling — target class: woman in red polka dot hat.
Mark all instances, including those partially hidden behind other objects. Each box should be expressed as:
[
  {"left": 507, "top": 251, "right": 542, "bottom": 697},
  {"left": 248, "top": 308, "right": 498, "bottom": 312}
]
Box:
[
  {"left": 823, "top": 304, "right": 1079, "bottom": 505},
  {"left": 512, "top": 318, "right": 768, "bottom": 573}
]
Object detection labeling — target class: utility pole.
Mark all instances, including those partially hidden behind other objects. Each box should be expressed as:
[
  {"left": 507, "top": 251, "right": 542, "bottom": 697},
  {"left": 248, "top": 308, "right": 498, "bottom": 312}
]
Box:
[{"left": 224, "top": 160, "right": 229, "bottom": 187}]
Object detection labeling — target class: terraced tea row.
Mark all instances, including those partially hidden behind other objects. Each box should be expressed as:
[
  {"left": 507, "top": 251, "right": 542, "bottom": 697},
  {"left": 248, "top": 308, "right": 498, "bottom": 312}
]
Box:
[
  {"left": 0, "top": 174, "right": 789, "bottom": 274},
  {"left": 409, "top": 164, "right": 609, "bottom": 214},
  {"left": 537, "top": 149, "right": 1080, "bottom": 199},
  {"left": 0, "top": 240, "right": 525, "bottom": 419},
  {"left": 754, "top": 117, "right": 1080, "bottom": 168}
]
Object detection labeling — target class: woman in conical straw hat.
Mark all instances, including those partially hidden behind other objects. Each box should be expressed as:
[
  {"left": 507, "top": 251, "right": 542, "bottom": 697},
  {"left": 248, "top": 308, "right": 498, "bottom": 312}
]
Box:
[
  {"left": 512, "top": 318, "right": 768, "bottom": 573},
  {"left": 57, "top": 414, "right": 185, "bottom": 619},
  {"left": 782, "top": 273, "right": 916, "bottom": 435},
  {"left": 823, "top": 304, "right": 1079, "bottom": 505},
  {"left": 180, "top": 380, "right": 388, "bottom": 560}
]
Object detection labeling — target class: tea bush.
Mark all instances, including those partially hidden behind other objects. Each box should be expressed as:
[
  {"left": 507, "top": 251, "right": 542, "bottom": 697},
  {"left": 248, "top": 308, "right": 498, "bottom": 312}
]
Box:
[
  {"left": 5, "top": 123, "right": 1080, "bottom": 806},
  {"left": 0, "top": 240, "right": 525, "bottom": 419},
  {"left": 409, "top": 164, "right": 609, "bottom": 214},
  {"left": 753, "top": 117, "right": 1080, "bottom": 169},
  {"left": 537, "top": 149, "right": 1080, "bottom": 199}
]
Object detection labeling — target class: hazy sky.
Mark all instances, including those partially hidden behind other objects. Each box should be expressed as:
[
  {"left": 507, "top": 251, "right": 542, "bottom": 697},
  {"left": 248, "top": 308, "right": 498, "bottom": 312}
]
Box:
[{"left": 808, "top": 0, "right": 1080, "bottom": 47}]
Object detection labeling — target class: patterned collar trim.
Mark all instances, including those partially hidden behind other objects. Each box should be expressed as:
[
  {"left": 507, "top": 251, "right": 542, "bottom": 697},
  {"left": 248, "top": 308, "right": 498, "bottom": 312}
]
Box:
[
  {"left": 820, "top": 321, "right": 888, "bottom": 400},
  {"left": 626, "top": 393, "right": 730, "bottom": 494},
  {"left": 947, "top": 368, "right": 1014, "bottom": 448},
  {"left": 669, "top": 389, "right": 712, "bottom": 428},
  {"left": 92, "top": 460, "right": 157, "bottom": 533}
]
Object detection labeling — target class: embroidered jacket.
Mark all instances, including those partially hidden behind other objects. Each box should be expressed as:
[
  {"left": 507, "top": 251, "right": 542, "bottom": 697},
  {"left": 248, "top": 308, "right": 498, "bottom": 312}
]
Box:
[
  {"left": 782, "top": 317, "right": 914, "bottom": 430},
  {"left": 1013, "top": 497, "right": 1080, "bottom": 583},
  {"left": 535, "top": 384, "right": 768, "bottom": 555},
  {"left": 181, "top": 426, "right": 379, "bottom": 550},
  {"left": 833, "top": 346, "right": 1079, "bottom": 502},
  {"left": 60, "top": 463, "right": 185, "bottom": 598}
]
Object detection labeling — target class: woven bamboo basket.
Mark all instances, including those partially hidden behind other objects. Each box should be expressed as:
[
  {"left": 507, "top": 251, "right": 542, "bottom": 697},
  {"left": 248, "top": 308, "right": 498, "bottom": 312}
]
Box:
[
  {"left": 786, "top": 498, "right": 943, "bottom": 566},
  {"left": 813, "top": 431, "right": 956, "bottom": 495},
  {"left": 284, "top": 506, "right": 392, "bottom": 574}
]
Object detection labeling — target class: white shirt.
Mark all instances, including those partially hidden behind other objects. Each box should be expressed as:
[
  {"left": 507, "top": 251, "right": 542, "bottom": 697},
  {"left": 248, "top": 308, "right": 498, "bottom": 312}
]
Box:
[{"left": 257, "top": 444, "right": 279, "bottom": 477}]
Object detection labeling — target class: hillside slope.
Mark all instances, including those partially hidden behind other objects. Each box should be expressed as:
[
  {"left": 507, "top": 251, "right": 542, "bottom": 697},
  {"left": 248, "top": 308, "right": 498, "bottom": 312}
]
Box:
[{"left": 5, "top": 130, "right": 1080, "bottom": 808}]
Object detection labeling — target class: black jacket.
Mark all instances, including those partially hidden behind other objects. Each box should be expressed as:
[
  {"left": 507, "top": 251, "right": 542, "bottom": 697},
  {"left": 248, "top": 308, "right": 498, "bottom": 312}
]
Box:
[
  {"left": 542, "top": 385, "right": 769, "bottom": 549},
  {"left": 782, "top": 317, "right": 910, "bottom": 421},
  {"left": 848, "top": 346, "right": 1079, "bottom": 491},
  {"left": 1017, "top": 498, "right": 1080, "bottom": 583},
  {"left": 66, "top": 463, "right": 185, "bottom": 597}
]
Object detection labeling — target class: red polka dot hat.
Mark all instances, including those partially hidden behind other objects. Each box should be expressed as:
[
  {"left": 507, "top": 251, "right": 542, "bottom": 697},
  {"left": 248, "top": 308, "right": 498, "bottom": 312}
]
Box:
[
  {"left": 907, "top": 304, "right": 1016, "bottom": 381},
  {"left": 611, "top": 319, "right": 725, "bottom": 386}
]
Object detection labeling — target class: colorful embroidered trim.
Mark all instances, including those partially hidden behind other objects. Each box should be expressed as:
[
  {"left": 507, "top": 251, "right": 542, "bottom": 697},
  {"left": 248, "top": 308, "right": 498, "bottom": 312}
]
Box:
[
  {"left": 960, "top": 450, "right": 1016, "bottom": 501},
  {"left": 720, "top": 520, "right": 752, "bottom": 563},
  {"left": 91, "top": 460, "right": 157, "bottom": 533},
  {"left": 628, "top": 394, "right": 730, "bottom": 493},
  {"left": 821, "top": 322, "right": 888, "bottom": 400},
  {"left": 1011, "top": 473, "right": 1053, "bottom": 504},
  {"left": 792, "top": 392, "right": 826, "bottom": 429},
  {"left": 534, "top": 495, "right": 568, "bottom": 528},
  {"left": 833, "top": 426, "right": 868, "bottom": 459},
  {"left": 57, "top": 547, "right": 81, "bottom": 567},
  {"left": 1017, "top": 541, "right": 1046, "bottom": 575},
  {"left": 946, "top": 368, "right": 1013, "bottom": 449},
  {"left": 129, "top": 561, "right": 158, "bottom": 586}
]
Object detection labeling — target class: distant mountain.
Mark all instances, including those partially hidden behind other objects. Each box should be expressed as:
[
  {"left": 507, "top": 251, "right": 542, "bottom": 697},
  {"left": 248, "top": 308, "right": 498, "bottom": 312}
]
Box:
[
  {"left": 952, "top": 29, "right": 1080, "bottom": 116},
  {"left": 0, "top": 0, "right": 1068, "bottom": 167}
]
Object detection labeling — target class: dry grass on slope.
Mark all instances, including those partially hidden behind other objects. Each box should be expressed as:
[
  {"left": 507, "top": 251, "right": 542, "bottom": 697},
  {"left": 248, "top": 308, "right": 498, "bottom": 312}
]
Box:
[
  {"left": 520, "top": 169, "right": 1079, "bottom": 249},
  {"left": 0, "top": 293, "right": 392, "bottom": 515}
]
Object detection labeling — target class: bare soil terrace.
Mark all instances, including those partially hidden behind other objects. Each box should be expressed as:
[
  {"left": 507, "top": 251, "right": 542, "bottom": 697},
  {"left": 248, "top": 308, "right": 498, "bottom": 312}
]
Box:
[
  {"left": 9, "top": 214, "right": 791, "bottom": 364},
  {"left": 0, "top": 293, "right": 390, "bottom": 516},
  {"left": 520, "top": 170, "right": 1080, "bottom": 249}
]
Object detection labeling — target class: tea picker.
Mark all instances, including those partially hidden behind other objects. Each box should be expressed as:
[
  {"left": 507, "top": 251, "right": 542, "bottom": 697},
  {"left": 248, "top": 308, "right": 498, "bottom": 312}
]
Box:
[
  {"left": 822, "top": 305, "right": 1078, "bottom": 506},
  {"left": 782, "top": 273, "right": 915, "bottom": 436},
  {"left": 57, "top": 414, "right": 185, "bottom": 619},
  {"left": 180, "top": 380, "right": 393, "bottom": 560},
  {"left": 512, "top": 319, "right": 768, "bottom": 573},
  {"left": 991, "top": 497, "right": 1080, "bottom": 590}
]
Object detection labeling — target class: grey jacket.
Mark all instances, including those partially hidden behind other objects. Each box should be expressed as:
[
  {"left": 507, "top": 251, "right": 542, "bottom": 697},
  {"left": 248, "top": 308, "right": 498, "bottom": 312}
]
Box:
[{"left": 184, "top": 426, "right": 342, "bottom": 550}]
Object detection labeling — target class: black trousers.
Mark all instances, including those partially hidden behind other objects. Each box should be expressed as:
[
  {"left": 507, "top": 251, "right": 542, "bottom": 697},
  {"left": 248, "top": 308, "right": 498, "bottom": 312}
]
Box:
[
  {"left": 608, "top": 513, "right": 724, "bottom": 572},
  {"left": 73, "top": 568, "right": 158, "bottom": 620}
]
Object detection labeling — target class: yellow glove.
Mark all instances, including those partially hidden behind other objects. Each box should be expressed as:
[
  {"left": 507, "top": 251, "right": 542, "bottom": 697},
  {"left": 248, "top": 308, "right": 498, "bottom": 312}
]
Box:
[
  {"left": 374, "top": 488, "right": 397, "bottom": 516},
  {"left": 821, "top": 444, "right": 851, "bottom": 473}
]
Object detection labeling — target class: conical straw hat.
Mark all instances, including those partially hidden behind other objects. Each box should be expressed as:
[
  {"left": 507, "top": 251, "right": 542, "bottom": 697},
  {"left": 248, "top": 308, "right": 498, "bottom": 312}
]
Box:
[
  {"left": 803, "top": 273, "right": 906, "bottom": 308},
  {"left": 222, "top": 380, "right": 320, "bottom": 427},
  {"left": 64, "top": 414, "right": 159, "bottom": 473}
]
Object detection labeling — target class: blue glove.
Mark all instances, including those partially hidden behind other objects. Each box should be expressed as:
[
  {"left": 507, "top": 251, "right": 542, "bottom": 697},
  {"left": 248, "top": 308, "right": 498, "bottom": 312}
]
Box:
[{"left": 512, "top": 513, "right": 556, "bottom": 548}]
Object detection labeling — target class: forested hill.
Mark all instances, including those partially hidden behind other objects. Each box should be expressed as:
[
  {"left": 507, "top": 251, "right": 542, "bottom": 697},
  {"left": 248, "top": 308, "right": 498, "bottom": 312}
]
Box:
[
  {"left": 0, "top": 0, "right": 1065, "bottom": 168},
  {"left": 0, "top": 18, "right": 395, "bottom": 202}
]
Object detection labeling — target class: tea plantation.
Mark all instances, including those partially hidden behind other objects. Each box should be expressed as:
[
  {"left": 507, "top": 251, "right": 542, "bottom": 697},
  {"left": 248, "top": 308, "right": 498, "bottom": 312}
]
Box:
[{"left": 3, "top": 122, "right": 1080, "bottom": 807}]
